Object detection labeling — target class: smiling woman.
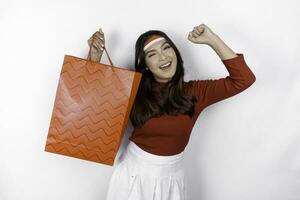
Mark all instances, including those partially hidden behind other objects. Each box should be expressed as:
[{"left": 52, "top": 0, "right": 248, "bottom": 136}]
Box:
[
  {"left": 104, "top": 25, "right": 256, "bottom": 200},
  {"left": 144, "top": 38, "right": 177, "bottom": 81},
  {"left": 131, "top": 30, "right": 198, "bottom": 129}
]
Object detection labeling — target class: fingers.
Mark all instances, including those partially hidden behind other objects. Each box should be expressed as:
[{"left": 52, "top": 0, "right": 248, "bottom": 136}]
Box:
[
  {"left": 188, "top": 32, "right": 196, "bottom": 42},
  {"left": 93, "top": 39, "right": 102, "bottom": 50},
  {"left": 188, "top": 32, "right": 194, "bottom": 39},
  {"left": 188, "top": 24, "right": 212, "bottom": 44},
  {"left": 192, "top": 25, "right": 205, "bottom": 36},
  {"left": 195, "top": 26, "right": 204, "bottom": 34},
  {"left": 88, "top": 29, "right": 105, "bottom": 51},
  {"left": 93, "top": 31, "right": 104, "bottom": 41},
  {"left": 88, "top": 37, "right": 103, "bottom": 52},
  {"left": 193, "top": 27, "right": 201, "bottom": 35},
  {"left": 191, "top": 31, "right": 199, "bottom": 38},
  {"left": 188, "top": 24, "right": 206, "bottom": 41},
  {"left": 93, "top": 34, "right": 105, "bottom": 48},
  {"left": 94, "top": 29, "right": 104, "bottom": 39}
]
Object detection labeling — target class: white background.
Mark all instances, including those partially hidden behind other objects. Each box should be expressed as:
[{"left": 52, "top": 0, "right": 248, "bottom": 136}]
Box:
[{"left": 0, "top": 0, "right": 299, "bottom": 199}]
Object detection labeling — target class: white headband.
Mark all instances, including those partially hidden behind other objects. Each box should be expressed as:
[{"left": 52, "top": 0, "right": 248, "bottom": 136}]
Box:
[{"left": 143, "top": 37, "right": 165, "bottom": 51}]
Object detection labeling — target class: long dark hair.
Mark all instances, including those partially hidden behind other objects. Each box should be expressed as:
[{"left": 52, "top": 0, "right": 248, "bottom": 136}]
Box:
[{"left": 129, "top": 30, "right": 197, "bottom": 128}]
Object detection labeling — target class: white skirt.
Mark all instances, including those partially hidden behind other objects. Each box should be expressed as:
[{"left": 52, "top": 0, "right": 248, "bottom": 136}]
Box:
[{"left": 105, "top": 140, "right": 187, "bottom": 200}]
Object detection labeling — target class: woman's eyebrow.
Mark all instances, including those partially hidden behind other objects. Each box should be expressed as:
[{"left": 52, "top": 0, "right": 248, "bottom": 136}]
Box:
[
  {"left": 145, "top": 49, "right": 155, "bottom": 55},
  {"left": 145, "top": 41, "right": 169, "bottom": 55}
]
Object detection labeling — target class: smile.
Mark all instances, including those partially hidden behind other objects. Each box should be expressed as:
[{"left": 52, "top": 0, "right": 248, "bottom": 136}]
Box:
[{"left": 159, "top": 61, "right": 172, "bottom": 69}]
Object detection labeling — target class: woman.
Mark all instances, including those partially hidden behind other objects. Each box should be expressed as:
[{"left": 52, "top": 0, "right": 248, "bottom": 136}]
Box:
[{"left": 88, "top": 24, "right": 256, "bottom": 200}]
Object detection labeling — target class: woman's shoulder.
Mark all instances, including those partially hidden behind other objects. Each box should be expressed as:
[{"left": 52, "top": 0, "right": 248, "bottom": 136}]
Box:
[{"left": 183, "top": 79, "right": 204, "bottom": 90}]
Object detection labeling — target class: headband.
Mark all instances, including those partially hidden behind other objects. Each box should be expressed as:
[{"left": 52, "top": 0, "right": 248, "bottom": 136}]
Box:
[{"left": 143, "top": 35, "right": 165, "bottom": 51}]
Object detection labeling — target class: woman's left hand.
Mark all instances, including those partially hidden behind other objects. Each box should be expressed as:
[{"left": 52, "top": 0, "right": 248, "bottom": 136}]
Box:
[{"left": 188, "top": 24, "right": 218, "bottom": 46}]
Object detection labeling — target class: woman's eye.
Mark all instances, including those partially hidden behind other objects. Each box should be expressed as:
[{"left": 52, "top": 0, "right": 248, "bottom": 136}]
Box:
[
  {"left": 148, "top": 53, "right": 156, "bottom": 57},
  {"left": 164, "top": 45, "right": 171, "bottom": 50}
]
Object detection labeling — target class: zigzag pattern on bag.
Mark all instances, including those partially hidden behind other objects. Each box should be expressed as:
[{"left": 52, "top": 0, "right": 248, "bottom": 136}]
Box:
[{"left": 45, "top": 55, "right": 142, "bottom": 166}]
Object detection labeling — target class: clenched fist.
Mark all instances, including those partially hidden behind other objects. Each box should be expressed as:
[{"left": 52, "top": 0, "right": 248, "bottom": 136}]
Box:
[
  {"left": 188, "top": 24, "right": 218, "bottom": 46},
  {"left": 87, "top": 28, "right": 105, "bottom": 62}
]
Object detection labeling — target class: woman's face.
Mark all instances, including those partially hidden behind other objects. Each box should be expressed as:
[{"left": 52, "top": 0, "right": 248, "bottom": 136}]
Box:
[{"left": 144, "top": 38, "right": 177, "bottom": 83}]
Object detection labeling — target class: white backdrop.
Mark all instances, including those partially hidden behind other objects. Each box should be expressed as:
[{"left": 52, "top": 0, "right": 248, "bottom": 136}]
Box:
[{"left": 0, "top": 0, "right": 299, "bottom": 199}]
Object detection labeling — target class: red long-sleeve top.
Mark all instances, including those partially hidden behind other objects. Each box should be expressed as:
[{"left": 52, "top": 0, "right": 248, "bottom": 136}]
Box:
[{"left": 129, "top": 53, "right": 256, "bottom": 156}]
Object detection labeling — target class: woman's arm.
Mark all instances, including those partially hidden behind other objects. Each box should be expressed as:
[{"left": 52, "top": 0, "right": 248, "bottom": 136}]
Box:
[
  {"left": 188, "top": 23, "right": 245, "bottom": 60},
  {"left": 209, "top": 34, "right": 239, "bottom": 61},
  {"left": 187, "top": 24, "right": 256, "bottom": 108},
  {"left": 188, "top": 53, "right": 256, "bottom": 108}
]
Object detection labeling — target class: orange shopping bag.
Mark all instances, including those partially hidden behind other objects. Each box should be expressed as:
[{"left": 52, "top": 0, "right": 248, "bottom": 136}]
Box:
[{"left": 45, "top": 45, "right": 142, "bottom": 166}]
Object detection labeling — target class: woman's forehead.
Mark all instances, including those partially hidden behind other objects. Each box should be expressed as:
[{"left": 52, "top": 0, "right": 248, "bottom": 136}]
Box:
[{"left": 145, "top": 38, "right": 168, "bottom": 53}]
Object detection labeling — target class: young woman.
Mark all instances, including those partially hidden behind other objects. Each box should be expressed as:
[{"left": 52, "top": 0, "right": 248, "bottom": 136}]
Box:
[{"left": 88, "top": 24, "right": 256, "bottom": 200}]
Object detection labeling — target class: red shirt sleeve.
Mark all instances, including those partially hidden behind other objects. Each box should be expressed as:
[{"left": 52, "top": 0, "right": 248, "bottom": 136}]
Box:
[{"left": 187, "top": 53, "right": 256, "bottom": 109}]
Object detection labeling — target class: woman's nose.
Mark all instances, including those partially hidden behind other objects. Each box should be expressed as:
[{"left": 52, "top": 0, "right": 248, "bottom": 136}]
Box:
[{"left": 159, "top": 53, "right": 167, "bottom": 61}]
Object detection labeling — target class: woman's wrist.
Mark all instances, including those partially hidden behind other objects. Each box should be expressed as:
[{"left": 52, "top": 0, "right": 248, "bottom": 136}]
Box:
[
  {"left": 208, "top": 35, "right": 237, "bottom": 60},
  {"left": 208, "top": 34, "right": 221, "bottom": 48}
]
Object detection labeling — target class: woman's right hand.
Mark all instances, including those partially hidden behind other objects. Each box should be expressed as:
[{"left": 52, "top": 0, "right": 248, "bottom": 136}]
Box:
[{"left": 87, "top": 28, "right": 105, "bottom": 62}]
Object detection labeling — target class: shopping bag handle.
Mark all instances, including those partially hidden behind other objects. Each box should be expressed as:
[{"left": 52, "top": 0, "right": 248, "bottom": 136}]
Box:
[{"left": 87, "top": 43, "right": 114, "bottom": 66}]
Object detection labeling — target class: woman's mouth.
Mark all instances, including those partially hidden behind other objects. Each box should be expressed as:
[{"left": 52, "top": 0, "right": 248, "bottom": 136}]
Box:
[{"left": 159, "top": 61, "right": 172, "bottom": 70}]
